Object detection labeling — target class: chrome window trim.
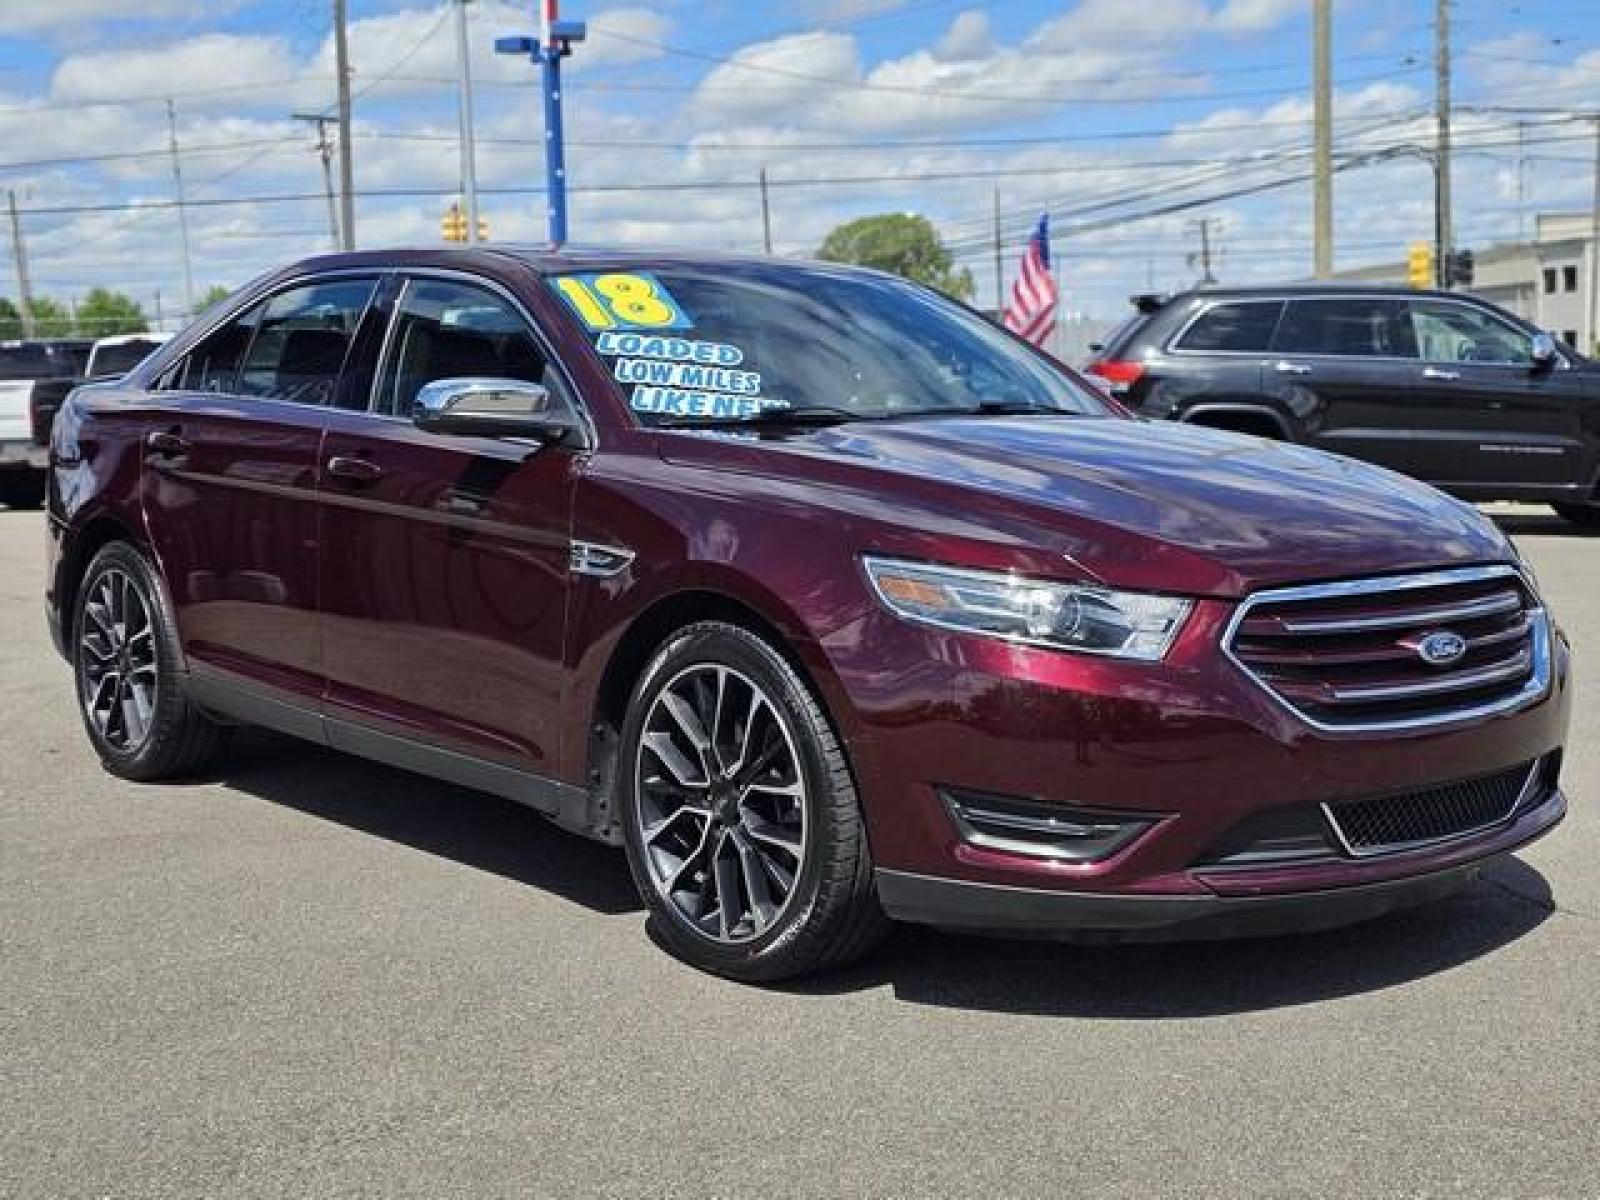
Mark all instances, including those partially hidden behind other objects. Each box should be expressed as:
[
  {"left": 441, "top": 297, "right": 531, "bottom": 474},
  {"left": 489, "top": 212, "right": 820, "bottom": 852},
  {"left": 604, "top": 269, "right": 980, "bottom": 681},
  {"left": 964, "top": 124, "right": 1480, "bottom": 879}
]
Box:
[
  {"left": 1163, "top": 293, "right": 1572, "bottom": 370},
  {"left": 138, "top": 265, "right": 392, "bottom": 389},
  {"left": 1220, "top": 564, "right": 1552, "bottom": 735},
  {"left": 1166, "top": 298, "right": 1286, "bottom": 357},
  {"left": 1320, "top": 759, "right": 1543, "bottom": 858}
]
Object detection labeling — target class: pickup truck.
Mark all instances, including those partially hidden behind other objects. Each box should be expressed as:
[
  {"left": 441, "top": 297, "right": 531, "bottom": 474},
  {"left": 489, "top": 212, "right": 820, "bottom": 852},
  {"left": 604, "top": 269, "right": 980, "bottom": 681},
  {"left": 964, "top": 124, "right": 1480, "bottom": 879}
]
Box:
[{"left": 0, "top": 340, "right": 85, "bottom": 510}]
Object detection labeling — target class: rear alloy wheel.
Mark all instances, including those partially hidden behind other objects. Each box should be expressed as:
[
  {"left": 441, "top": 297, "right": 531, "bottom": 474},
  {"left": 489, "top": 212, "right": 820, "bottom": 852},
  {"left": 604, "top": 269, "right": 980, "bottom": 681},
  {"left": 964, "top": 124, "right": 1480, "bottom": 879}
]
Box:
[
  {"left": 1551, "top": 501, "right": 1600, "bottom": 529},
  {"left": 619, "top": 622, "right": 888, "bottom": 980},
  {"left": 73, "top": 542, "right": 226, "bottom": 780}
]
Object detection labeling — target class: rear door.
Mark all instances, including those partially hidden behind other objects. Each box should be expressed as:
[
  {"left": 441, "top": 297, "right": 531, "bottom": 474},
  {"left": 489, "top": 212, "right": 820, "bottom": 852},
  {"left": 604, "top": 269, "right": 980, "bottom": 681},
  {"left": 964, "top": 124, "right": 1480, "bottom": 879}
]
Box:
[
  {"left": 142, "top": 275, "right": 379, "bottom": 707},
  {"left": 1405, "top": 297, "right": 1588, "bottom": 489},
  {"left": 316, "top": 273, "right": 582, "bottom": 775},
  {"left": 1155, "top": 299, "right": 1281, "bottom": 426},
  {"left": 1262, "top": 296, "right": 1418, "bottom": 473}
]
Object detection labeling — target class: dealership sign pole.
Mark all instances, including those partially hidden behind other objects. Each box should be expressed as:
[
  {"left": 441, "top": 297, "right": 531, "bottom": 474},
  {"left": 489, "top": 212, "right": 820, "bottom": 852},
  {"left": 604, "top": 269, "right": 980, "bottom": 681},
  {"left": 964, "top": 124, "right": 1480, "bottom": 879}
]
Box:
[{"left": 497, "top": 1, "right": 586, "bottom": 247}]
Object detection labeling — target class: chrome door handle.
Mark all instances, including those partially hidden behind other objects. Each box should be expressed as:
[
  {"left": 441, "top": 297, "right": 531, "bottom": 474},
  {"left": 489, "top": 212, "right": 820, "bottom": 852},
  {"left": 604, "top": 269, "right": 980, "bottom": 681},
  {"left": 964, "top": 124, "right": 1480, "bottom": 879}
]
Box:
[
  {"left": 326, "top": 455, "right": 384, "bottom": 486},
  {"left": 1422, "top": 367, "right": 1461, "bottom": 381},
  {"left": 1273, "top": 360, "right": 1312, "bottom": 375}
]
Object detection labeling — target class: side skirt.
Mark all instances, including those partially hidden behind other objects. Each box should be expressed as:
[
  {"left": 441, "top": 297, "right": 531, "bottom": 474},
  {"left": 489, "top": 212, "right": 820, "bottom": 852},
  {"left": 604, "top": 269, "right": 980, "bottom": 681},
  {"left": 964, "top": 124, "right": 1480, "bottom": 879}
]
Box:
[{"left": 186, "top": 666, "right": 618, "bottom": 845}]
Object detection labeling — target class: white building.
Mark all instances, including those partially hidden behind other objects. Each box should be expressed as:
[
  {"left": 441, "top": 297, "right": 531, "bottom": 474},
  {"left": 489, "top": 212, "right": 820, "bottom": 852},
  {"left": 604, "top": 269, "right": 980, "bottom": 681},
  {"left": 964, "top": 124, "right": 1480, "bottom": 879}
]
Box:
[{"left": 1334, "top": 212, "right": 1598, "bottom": 354}]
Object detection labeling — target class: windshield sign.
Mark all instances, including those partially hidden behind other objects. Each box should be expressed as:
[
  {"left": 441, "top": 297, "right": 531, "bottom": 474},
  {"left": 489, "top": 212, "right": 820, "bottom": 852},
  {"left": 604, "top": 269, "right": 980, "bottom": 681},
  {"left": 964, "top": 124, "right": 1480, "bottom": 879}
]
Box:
[{"left": 548, "top": 266, "right": 1107, "bottom": 427}]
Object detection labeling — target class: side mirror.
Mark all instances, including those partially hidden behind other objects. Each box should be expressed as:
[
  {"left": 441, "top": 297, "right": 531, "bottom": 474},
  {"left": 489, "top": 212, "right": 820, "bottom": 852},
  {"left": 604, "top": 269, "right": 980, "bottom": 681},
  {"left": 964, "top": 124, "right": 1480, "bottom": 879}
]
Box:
[
  {"left": 1530, "top": 332, "right": 1559, "bottom": 371},
  {"left": 412, "top": 376, "right": 578, "bottom": 442}
]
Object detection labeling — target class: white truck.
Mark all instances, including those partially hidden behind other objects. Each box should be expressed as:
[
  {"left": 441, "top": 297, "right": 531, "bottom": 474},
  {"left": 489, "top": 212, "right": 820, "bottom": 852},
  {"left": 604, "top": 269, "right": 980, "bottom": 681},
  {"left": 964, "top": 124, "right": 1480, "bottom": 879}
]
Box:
[{"left": 0, "top": 341, "right": 85, "bottom": 510}]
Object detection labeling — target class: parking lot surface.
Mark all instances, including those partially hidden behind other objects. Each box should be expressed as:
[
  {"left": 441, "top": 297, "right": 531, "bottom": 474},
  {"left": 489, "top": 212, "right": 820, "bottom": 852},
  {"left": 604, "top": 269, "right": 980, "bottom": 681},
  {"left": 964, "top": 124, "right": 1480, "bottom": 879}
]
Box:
[{"left": 2, "top": 506, "right": 1595, "bottom": 1197}]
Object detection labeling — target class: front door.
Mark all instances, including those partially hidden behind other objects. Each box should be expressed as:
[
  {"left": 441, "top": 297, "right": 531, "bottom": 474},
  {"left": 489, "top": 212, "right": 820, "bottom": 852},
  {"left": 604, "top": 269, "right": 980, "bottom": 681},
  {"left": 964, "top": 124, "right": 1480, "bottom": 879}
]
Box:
[
  {"left": 1405, "top": 297, "right": 1590, "bottom": 489},
  {"left": 317, "top": 274, "right": 581, "bottom": 775},
  {"left": 142, "top": 275, "right": 379, "bottom": 704}
]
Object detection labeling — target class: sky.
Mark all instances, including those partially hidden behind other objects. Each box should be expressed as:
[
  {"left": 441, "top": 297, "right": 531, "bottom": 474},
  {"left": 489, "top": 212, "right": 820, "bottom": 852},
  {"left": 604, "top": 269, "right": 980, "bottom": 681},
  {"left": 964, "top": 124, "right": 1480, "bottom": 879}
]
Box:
[{"left": 0, "top": 0, "right": 1597, "bottom": 327}]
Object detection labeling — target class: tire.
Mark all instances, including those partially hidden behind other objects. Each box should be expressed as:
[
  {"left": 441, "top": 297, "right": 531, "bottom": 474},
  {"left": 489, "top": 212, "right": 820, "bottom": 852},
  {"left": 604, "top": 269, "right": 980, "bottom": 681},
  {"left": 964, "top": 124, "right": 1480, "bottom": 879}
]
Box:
[
  {"left": 1551, "top": 502, "right": 1600, "bottom": 529},
  {"left": 618, "top": 621, "right": 889, "bottom": 981},
  {"left": 72, "top": 541, "right": 227, "bottom": 781},
  {"left": 1, "top": 470, "right": 45, "bottom": 510}
]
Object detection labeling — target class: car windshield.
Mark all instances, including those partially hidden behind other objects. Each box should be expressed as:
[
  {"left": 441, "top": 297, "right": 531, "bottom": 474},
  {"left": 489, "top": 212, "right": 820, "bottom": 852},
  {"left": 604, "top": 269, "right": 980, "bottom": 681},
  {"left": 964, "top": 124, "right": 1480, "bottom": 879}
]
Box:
[
  {"left": 0, "top": 342, "right": 53, "bottom": 381},
  {"left": 546, "top": 264, "right": 1110, "bottom": 427},
  {"left": 91, "top": 340, "right": 164, "bottom": 377}
]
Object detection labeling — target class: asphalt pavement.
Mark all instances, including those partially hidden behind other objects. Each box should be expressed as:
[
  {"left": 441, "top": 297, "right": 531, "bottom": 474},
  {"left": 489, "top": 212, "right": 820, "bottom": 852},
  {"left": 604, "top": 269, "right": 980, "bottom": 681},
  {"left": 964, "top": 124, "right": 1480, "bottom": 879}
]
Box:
[{"left": 2, "top": 505, "right": 1595, "bottom": 1197}]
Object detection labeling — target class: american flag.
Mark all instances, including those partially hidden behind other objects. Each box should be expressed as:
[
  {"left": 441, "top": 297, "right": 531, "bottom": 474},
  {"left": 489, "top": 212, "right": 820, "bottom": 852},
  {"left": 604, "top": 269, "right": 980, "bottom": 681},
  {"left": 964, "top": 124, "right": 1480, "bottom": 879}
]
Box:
[{"left": 1003, "top": 213, "right": 1058, "bottom": 348}]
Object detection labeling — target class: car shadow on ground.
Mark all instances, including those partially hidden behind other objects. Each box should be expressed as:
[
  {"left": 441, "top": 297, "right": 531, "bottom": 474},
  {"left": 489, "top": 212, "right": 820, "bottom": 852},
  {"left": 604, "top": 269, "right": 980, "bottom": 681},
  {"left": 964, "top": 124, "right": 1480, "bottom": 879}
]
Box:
[
  {"left": 214, "top": 728, "right": 644, "bottom": 916},
  {"left": 1491, "top": 512, "right": 1598, "bottom": 537},
  {"left": 215, "top": 730, "right": 1555, "bottom": 1018},
  {"left": 795, "top": 858, "right": 1554, "bottom": 1017}
]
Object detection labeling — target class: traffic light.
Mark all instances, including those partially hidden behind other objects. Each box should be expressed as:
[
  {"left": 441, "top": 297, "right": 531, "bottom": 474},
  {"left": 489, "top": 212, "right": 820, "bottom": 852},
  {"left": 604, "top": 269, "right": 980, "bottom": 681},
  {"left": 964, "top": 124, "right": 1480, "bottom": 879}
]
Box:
[
  {"left": 440, "top": 204, "right": 490, "bottom": 243},
  {"left": 1446, "top": 248, "right": 1474, "bottom": 288},
  {"left": 1407, "top": 242, "right": 1434, "bottom": 289}
]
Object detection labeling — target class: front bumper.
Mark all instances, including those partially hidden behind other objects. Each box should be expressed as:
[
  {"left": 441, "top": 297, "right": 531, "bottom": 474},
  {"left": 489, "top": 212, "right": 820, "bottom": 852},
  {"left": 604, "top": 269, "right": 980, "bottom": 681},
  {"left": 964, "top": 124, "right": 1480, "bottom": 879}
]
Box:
[
  {"left": 876, "top": 787, "right": 1565, "bottom": 939},
  {"left": 826, "top": 588, "right": 1573, "bottom": 936}
]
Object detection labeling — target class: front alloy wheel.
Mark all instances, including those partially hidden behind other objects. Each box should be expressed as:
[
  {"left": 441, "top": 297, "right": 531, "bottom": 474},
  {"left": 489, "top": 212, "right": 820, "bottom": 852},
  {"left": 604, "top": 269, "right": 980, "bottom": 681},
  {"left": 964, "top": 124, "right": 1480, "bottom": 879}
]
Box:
[
  {"left": 634, "top": 663, "right": 807, "bottom": 943},
  {"left": 619, "top": 622, "right": 888, "bottom": 980}
]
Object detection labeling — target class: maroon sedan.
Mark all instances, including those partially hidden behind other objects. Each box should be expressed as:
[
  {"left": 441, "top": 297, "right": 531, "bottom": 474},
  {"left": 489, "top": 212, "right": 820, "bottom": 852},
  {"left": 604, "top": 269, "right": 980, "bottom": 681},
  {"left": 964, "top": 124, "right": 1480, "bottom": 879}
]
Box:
[{"left": 45, "top": 248, "right": 1571, "bottom": 980}]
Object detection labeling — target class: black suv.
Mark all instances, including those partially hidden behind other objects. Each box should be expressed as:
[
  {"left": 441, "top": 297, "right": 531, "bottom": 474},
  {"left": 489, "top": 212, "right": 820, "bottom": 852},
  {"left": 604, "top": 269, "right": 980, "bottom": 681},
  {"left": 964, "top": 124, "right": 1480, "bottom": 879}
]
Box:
[{"left": 1085, "top": 285, "right": 1600, "bottom": 527}]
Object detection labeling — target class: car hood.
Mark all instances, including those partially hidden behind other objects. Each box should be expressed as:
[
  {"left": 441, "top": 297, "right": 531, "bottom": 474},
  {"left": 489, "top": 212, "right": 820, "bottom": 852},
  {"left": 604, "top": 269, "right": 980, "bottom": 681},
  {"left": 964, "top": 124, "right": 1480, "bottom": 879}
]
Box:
[{"left": 758, "top": 416, "right": 1515, "bottom": 597}]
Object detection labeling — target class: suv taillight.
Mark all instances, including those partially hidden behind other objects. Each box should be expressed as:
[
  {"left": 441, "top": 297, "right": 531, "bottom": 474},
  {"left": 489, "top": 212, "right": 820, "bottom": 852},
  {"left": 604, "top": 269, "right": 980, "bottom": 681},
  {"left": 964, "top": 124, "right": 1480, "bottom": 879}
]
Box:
[{"left": 1086, "top": 360, "right": 1145, "bottom": 394}]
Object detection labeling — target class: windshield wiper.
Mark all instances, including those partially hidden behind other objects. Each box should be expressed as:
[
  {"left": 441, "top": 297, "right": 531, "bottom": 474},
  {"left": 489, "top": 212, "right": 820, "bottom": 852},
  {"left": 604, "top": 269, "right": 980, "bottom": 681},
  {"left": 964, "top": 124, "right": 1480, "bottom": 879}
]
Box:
[
  {"left": 960, "top": 401, "right": 1079, "bottom": 417},
  {"left": 652, "top": 405, "right": 864, "bottom": 430}
]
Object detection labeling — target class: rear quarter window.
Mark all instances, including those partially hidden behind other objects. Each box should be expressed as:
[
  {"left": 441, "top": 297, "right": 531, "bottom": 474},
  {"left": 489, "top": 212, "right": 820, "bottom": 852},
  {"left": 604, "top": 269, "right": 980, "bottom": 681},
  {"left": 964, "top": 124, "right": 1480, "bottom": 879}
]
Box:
[{"left": 1172, "top": 301, "right": 1285, "bottom": 353}]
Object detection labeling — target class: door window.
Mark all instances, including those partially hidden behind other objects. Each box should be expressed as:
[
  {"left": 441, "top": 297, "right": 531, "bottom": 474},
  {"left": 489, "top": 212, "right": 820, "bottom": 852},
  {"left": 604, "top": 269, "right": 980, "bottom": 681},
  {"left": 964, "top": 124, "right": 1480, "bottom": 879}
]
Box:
[
  {"left": 236, "top": 277, "right": 377, "bottom": 405},
  {"left": 1172, "top": 301, "right": 1284, "bottom": 353},
  {"left": 160, "top": 303, "right": 262, "bottom": 392},
  {"left": 373, "top": 278, "right": 572, "bottom": 417},
  {"left": 1273, "top": 298, "right": 1417, "bottom": 358},
  {"left": 1408, "top": 300, "right": 1533, "bottom": 366}
]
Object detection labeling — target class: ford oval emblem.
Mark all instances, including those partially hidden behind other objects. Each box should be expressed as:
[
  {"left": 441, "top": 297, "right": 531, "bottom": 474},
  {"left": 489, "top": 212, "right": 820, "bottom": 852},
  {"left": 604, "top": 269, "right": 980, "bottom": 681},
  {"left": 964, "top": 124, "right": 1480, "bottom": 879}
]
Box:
[{"left": 1416, "top": 630, "right": 1468, "bottom": 667}]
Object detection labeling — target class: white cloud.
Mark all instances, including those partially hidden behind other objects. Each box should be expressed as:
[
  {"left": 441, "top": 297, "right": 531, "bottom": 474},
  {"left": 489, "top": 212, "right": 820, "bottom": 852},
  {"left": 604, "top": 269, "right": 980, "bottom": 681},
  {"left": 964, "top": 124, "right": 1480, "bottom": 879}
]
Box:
[
  {"left": 2, "top": 0, "right": 246, "bottom": 34},
  {"left": 49, "top": 34, "right": 300, "bottom": 106},
  {"left": 933, "top": 11, "right": 993, "bottom": 64}
]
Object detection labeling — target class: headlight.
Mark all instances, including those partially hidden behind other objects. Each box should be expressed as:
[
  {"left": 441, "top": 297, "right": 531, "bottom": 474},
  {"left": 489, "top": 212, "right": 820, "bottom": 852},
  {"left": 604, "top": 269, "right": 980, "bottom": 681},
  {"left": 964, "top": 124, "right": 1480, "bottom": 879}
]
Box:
[{"left": 862, "top": 556, "right": 1193, "bottom": 660}]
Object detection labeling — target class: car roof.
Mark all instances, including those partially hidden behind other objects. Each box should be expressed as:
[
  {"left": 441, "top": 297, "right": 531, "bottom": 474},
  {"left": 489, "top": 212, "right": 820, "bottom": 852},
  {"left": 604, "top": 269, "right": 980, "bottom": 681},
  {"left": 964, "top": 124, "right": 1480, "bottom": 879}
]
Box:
[
  {"left": 92, "top": 332, "right": 174, "bottom": 348},
  {"left": 271, "top": 244, "right": 884, "bottom": 281},
  {"left": 1168, "top": 283, "right": 1469, "bottom": 303}
]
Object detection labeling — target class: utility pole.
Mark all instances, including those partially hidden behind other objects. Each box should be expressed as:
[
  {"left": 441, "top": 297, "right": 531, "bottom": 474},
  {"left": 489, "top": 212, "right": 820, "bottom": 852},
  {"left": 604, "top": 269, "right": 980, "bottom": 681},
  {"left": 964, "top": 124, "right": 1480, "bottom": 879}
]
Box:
[
  {"left": 1312, "top": 0, "right": 1333, "bottom": 278},
  {"left": 5, "top": 190, "right": 35, "bottom": 339},
  {"left": 992, "top": 185, "right": 1003, "bottom": 314},
  {"left": 455, "top": 0, "right": 481, "bottom": 243},
  {"left": 497, "top": 3, "right": 587, "bottom": 246},
  {"left": 333, "top": 0, "right": 356, "bottom": 250},
  {"left": 166, "top": 99, "right": 196, "bottom": 315},
  {"left": 292, "top": 113, "right": 341, "bottom": 248},
  {"left": 1588, "top": 114, "right": 1600, "bottom": 355},
  {"left": 1188, "top": 217, "right": 1218, "bottom": 284},
  {"left": 759, "top": 167, "right": 773, "bottom": 254},
  {"left": 1434, "top": 0, "right": 1452, "bottom": 288}
]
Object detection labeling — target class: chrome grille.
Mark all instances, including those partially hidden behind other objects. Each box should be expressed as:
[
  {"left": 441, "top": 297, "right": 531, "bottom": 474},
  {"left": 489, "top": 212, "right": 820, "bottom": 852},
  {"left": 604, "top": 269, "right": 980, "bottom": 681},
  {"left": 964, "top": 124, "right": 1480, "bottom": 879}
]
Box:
[
  {"left": 1225, "top": 566, "right": 1550, "bottom": 731},
  {"left": 1324, "top": 760, "right": 1538, "bottom": 856}
]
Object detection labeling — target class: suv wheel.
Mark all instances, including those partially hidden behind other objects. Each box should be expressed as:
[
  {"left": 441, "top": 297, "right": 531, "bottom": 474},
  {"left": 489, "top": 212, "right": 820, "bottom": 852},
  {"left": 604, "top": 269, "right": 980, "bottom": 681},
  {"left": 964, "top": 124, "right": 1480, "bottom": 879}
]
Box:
[
  {"left": 1552, "top": 502, "right": 1600, "bottom": 529},
  {"left": 73, "top": 542, "right": 226, "bottom": 780},
  {"left": 618, "top": 622, "right": 889, "bottom": 981}
]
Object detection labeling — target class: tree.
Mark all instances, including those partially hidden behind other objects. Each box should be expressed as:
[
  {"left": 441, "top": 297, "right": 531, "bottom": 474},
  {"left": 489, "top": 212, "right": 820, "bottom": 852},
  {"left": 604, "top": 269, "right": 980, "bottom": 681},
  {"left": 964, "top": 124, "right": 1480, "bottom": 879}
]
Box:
[
  {"left": 195, "top": 284, "right": 232, "bottom": 314},
  {"left": 28, "top": 297, "right": 75, "bottom": 338},
  {"left": 816, "top": 213, "right": 975, "bottom": 300},
  {"left": 76, "top": 288, "right": 147, "bottom": 337},
  {"left": 0, "top": 297, "right": 20, "bottom": 341}
]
